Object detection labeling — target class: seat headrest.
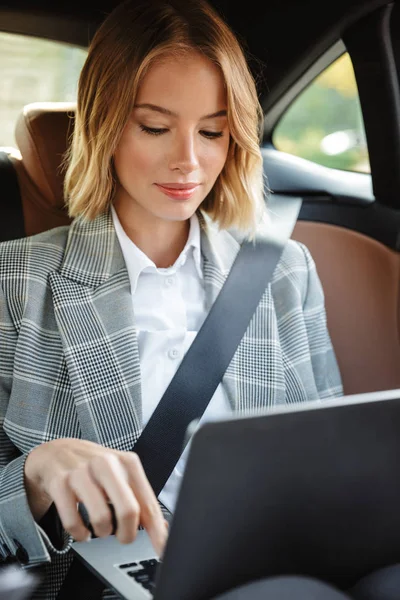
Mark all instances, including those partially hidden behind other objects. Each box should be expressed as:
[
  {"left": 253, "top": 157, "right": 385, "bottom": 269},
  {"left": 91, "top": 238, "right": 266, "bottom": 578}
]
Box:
[{"left": 15, "top": 102, "right": 76, "bottom": 210}]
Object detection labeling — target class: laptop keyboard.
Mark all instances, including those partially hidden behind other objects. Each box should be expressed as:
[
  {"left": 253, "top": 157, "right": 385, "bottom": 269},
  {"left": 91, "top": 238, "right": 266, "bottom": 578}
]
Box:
[{"left": 119, "top": 558, "right": 161, "bottom": 595}]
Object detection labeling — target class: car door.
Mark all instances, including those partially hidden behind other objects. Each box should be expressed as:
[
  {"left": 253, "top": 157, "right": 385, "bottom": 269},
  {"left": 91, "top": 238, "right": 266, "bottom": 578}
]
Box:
[{"left": 257, "top": 1, "right": 400, "bottom": 394}]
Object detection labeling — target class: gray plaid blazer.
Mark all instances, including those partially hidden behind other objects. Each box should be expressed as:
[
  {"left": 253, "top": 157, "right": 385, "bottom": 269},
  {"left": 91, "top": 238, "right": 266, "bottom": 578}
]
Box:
[{"left": 0, "top": 210, "right": 342, "bottom": 598}]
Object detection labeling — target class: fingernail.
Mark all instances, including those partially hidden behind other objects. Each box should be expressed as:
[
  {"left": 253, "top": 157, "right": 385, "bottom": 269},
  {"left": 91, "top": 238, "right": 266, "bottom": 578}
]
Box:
[{"left": 85, "top": 533, "right": 92, "bottom": 542}]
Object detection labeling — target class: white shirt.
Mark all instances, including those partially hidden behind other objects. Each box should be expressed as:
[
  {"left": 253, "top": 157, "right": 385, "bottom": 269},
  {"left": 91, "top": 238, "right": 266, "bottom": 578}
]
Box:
[{"left": 111, "top": 207, "right": 231, "bottom": 512}]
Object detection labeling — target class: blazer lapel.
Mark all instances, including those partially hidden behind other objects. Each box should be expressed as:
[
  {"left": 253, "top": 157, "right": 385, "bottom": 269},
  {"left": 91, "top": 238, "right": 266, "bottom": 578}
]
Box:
[
  {"left": 200, "top": 214, "right": 284, "bottom": 412},
  {"left": 49, "top": 211, "right": 142, "bottom": 450},
  {"left": 199, "top": 214, "right": 240, "bottom": 309}
]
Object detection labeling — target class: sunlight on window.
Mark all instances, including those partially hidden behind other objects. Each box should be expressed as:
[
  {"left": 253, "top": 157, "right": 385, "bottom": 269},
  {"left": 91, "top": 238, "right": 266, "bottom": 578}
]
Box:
[
  {"left": 0, "top": 33, "right": 87, "bottom": 147},
  {"left": 273, "top": 53, "right": 370, "bottom": 174}
]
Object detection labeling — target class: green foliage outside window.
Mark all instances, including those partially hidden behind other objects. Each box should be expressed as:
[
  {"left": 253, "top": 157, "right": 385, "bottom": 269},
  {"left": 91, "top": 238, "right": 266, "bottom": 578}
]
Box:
[{"left": 273, "top": 53, "right": 370, "bottom": 173}]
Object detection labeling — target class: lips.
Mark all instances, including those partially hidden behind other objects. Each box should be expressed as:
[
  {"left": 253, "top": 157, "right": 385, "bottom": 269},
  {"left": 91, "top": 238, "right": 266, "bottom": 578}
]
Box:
[
  {"left": 156, "top": 183, "right": 200, "bottom": 190},
  {"left": 155, "top": 183, "right": 200, "bottom": 200}
]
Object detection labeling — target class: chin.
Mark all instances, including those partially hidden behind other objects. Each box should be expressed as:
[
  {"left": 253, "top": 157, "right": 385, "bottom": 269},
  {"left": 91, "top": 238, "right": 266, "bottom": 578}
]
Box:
[{"left": 155, "top": 205, "right": 199, "bottom": 223}]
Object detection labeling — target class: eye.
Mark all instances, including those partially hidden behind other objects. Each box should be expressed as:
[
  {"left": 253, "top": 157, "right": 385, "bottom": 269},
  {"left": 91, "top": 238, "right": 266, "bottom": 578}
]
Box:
[
  {"left": 140, "top": 125, "right": 168, "bottom": 136},
  {"left": 200, "top": 130, "right": 224, "bottom": 139}
]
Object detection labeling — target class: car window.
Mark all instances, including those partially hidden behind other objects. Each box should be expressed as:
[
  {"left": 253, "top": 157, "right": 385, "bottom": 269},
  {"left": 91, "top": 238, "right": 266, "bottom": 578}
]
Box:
[
  {"left": 0, "top": 32, "right": 87, "bottom": 148},
  {"left": 272, "top": 52, "right": 370, "bottom": 173}
]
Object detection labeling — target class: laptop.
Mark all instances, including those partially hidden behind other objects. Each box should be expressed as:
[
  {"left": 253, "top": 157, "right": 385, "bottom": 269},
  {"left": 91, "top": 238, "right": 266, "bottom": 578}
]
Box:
[{"left": 72, "top": 387, "right": 400, "bottom": 599}]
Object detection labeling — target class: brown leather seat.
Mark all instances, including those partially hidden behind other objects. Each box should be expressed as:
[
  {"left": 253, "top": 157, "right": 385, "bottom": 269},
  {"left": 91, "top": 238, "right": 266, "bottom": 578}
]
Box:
[
  {"left": 9, "top": 102, "right": 400, "bottom": 396},
  {"left": 293, "top": 222, "right": 400, "bottom": 395},
  {"left": 10, "top": 102, "right": 74, "bottom": 237}
]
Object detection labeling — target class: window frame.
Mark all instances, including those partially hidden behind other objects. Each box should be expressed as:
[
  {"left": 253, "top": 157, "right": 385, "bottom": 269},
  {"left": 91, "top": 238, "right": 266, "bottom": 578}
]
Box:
[
  {"left": 262, "top": 40, "right": 346, "bottom": 141},
  {"left": 270, "top": 50, "right": 369, "bottom": 174},
  {"left": 0, "top": 9, "right": 92, "bottom": 48}
]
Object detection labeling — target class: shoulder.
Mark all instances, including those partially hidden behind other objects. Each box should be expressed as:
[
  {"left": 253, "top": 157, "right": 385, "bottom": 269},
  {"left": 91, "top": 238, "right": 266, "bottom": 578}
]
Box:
[
  {"left": 0, "top": 225, "right": 70, "bottom": 279},
  {"left": 228, "top": 210, "right": 316, "bottom": 285},
  {"left": 272, "top": 239, "right": 318, "bottom": 306},
  {"left": 275, "top": 238, "right": 314, "bottom": 277},
  {"left": 226, "top": 216, "right": 317, "bottom": 302}
]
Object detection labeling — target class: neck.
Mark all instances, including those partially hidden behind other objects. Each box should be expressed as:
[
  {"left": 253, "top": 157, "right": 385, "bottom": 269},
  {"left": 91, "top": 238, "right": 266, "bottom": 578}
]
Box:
[{"left": 113, "top": 201, "right": 191, "bottom": 268}]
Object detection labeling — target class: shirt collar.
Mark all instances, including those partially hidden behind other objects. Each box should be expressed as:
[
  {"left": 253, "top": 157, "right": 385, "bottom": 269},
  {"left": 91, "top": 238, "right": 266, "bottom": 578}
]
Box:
[{"left": 111, "top": 205, "right": 203, "bottom": 294}]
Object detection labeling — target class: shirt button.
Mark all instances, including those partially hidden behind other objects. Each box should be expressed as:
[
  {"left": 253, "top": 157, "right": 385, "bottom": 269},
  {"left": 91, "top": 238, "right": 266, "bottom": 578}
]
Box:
[
  {"left": 165, "top": 276, "right": 175, "bottom": 287},
  {"left": 168, "top": 348, "right": 180, "bottom": 359}
]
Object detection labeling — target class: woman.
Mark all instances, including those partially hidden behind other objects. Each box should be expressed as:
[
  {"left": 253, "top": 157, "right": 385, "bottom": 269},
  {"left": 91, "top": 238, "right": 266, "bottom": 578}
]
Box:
[{"left": 0, "top": 0, "right": 343, "bottom": 597}]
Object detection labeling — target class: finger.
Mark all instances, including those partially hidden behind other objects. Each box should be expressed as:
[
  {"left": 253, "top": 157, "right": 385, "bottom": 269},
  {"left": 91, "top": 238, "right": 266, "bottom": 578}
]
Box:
[
  {"left": 49, "top": 473, "right": 91, "bottom": 542},
  {"left": 119, "top": 452, "right": 168, "bottom": 556},
  {"left": 89, "top": 454, "right": 141, "bottom": 544},
  {"left": 69, "top": 467, "right": 113, "bottom": 539}
]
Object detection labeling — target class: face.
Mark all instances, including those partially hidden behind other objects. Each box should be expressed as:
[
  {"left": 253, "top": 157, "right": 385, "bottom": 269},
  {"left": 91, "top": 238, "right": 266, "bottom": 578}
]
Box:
[{"left": 113, "top": 51, "right": 230, "bottom": 230}]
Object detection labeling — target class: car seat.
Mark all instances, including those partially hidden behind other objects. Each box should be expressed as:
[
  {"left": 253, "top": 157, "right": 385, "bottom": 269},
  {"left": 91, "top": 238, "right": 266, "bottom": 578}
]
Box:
[
  {"left": 293, "top": 220, "right": 400, "bottom": 395},
  {"left": 1, "top": 102, "right": 73, "bottom": 238}
]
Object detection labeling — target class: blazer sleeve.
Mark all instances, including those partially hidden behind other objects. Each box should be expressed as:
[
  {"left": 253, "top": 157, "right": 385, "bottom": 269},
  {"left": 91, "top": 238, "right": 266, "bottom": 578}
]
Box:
[
  {"left": 298, "top": 243, "right": 343, "bottom": 400},
  {"left": 0, "top": 281, "right": 72, "bottom": 569}
]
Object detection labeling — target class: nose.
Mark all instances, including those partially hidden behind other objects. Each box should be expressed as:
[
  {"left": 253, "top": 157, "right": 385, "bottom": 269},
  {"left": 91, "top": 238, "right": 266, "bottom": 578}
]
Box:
[{"left": 168, "top": 132, "right": 199, "bottom": 174}]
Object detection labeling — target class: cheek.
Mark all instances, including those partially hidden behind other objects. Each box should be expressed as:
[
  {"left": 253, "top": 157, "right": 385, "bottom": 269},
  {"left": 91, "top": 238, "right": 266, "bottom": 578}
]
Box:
[
  {"left": 114, "top": 135, "right": 162, "bottom": 182},
  {"left": 201, "top": 141, "right": 230, "bottom": 178}
]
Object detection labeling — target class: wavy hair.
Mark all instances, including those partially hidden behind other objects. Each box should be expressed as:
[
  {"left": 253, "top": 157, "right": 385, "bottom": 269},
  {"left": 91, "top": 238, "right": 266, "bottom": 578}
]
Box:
[{"left": 64, "top": 0, "right": 266, "bottom": 234}]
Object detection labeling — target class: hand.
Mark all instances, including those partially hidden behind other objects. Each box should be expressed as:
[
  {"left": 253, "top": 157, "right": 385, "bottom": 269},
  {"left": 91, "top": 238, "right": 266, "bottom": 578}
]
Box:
[{"left": 24, "top": 438, "right": 168, "bottom": 555}]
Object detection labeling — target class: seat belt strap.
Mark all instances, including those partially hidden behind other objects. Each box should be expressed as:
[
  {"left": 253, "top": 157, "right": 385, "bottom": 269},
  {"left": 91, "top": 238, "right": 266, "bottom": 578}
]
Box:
[{"left": 134, "top": 195, "right": 302, "bottom": 496}]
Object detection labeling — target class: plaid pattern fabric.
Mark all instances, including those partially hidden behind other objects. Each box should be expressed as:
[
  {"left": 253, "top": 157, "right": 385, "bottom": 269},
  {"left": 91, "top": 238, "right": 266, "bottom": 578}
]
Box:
[{"left": 0, "top": 210, "right": 342, "bottom": 599}]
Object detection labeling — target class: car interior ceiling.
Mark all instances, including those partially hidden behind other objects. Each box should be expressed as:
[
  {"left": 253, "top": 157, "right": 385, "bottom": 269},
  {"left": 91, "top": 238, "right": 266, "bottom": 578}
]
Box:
[{"left": 0, "top": 0, "right": 400, "bottom": 398}]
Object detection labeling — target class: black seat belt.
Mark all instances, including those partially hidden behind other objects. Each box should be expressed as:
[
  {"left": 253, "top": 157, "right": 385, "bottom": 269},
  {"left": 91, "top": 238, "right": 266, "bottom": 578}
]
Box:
[
  {"left": 57, "top": 195, "right": 302, "bottom": 599},
  {"left": 0, "top": 152, "right": 25, "bottom": 241},
  {"left": 134, "top": 195, "right": 302, "bottom": 495}
]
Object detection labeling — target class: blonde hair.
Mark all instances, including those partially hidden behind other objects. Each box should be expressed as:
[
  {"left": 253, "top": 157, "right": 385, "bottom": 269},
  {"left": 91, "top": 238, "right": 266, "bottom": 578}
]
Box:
[{"left": 64, "top": 0, "right": 265, "bottom": 234}]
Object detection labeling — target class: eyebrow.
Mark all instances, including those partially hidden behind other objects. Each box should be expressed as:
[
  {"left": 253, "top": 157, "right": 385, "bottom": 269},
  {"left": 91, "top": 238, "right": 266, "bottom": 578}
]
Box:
[{"left": 134, "top": 103, "right": 227, "bottom": 120}]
